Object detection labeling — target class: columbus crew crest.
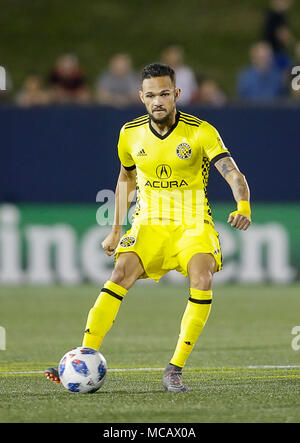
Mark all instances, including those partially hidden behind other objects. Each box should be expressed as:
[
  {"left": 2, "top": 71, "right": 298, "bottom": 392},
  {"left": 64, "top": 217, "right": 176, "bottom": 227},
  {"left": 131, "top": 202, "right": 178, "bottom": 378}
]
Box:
[
  {"left": 120, "top": 236, "right": 136, "bottom": 248},
  {"left": 176, "top": 143, "right": 192, "bottom": 159}
]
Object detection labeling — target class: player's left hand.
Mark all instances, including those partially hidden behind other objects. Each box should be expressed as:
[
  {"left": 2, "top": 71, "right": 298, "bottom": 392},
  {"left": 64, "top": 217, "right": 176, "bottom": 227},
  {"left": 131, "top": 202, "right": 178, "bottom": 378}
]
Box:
[{"left": 228, "top": 201, "right": 251, "bottom": 231}]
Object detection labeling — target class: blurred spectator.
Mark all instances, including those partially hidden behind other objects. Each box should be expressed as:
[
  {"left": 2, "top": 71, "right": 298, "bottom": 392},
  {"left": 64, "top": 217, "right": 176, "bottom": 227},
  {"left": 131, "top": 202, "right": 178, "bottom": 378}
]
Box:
[
  {"left": 263, "top": 0, "right": 293, "bottom": 53},
  {"left": 237, "top": 41, "right": 285, "bottom": 102},
  {"left": 95, "top": 53, "right": 139, "bottom": 107},
  {"left": 48, "top": 53, "right": 91, "bottom": 104},
  {"left": 192, "top": 75, "right": 227, "bottom": 106},
  {"left": 262, "top": 0, "right": 294, "bottom": 75},
  {"left": 294, "top": 40, "right": 300, "bottom": 63},
  {"left": 161, "top": 45, "right": 197, "bottom": 105},
  {"left": 15, "top": 73, "right": 49, "bottom": 107}
]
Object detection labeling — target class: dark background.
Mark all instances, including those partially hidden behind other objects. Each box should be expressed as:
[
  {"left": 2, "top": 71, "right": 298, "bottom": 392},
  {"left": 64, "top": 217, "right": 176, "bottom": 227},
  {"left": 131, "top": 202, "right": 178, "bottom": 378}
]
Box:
[{"left": 1, "top": 104, "right": 299, "bottom": 203}]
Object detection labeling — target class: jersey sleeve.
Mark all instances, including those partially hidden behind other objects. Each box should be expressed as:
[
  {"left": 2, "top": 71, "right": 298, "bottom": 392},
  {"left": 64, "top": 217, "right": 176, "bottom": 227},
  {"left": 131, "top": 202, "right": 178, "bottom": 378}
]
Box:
[
  {"left": 117, "top": 126, "right": 135, "bottom": 169},
  {"left": 201, "top": 122, "right": 231, "bottom": 164}
]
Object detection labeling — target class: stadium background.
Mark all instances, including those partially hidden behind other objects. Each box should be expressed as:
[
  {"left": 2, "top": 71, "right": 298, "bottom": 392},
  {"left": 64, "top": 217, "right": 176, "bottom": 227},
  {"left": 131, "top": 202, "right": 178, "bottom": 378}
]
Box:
[
  {"left": 0, "top": 0, "right": 300, "bottom": 424},
  {"left": 0, "top": 0, "right": 299, "bottom": 285}
]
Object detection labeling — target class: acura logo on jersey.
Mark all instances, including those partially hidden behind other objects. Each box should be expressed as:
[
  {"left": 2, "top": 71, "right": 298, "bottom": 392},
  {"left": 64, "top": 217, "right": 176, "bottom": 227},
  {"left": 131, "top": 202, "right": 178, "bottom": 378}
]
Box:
[
  {"left": 156, "top": 164, "right": 172, "bottom": 179},
  {"left": 145, "top": 179, "right": 188, "bottom": 188},
  {"left": 176, "top": 143, "right": 192, "bottom": 159}
]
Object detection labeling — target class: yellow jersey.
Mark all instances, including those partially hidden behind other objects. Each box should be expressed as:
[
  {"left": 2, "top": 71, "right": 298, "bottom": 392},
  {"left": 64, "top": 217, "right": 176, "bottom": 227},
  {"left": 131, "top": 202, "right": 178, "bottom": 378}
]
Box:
[{"left": 117, "top": 111, "right": 230, "bottom": 227}]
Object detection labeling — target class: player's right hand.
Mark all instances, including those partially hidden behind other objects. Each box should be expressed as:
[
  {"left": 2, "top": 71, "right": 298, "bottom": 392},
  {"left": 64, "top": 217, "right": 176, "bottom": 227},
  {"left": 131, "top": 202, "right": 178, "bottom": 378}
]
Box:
[{"left": 101, "top": 230, "right": 121, "bottom": 256}]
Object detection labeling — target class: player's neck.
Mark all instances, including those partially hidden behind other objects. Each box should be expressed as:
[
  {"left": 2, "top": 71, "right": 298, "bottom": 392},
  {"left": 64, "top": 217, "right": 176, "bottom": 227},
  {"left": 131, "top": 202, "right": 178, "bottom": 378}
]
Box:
[{"left": 150, "top": 110, "right": 177, "bottom": 137}]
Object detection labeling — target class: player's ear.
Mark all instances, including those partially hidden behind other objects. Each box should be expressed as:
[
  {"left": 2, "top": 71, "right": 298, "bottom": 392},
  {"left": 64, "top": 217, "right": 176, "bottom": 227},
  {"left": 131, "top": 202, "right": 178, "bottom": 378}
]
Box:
[
  {"left": 175, "top": 88, "right": 181, "bottom": 101},
  {"left": 139, "top": 89, "right": 145, "bottom": 104}
]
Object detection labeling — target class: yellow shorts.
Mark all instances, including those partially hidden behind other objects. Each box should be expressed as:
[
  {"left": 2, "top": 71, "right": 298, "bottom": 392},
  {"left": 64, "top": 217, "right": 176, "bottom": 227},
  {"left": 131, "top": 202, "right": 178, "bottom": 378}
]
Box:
[{"left": 115, "top": 220, "right": 222, "bottom": 282}]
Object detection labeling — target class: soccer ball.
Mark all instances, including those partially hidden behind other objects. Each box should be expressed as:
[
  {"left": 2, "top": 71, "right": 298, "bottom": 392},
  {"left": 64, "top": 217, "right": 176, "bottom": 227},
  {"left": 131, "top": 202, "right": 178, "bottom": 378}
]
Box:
[{"left": 58, "top": 346, "right": 107, "bottom": 394}]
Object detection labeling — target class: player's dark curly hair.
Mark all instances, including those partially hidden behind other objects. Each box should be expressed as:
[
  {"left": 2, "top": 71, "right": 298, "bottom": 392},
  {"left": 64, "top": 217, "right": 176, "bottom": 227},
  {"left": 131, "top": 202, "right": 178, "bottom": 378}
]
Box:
[{"left": 141, "top": 63, "right": 176, "bottom": 84}]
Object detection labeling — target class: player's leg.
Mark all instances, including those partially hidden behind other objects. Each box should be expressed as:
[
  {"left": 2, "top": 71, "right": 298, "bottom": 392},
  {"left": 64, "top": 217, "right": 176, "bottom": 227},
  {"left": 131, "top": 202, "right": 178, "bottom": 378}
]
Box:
[
  {"left": 163, "top": 253, "right": 215, "bottom": 392},
  {"left": 82, "top": 252, "right": 145, "bottom": 350},
  {"left": 45, "top": 252, "right": 144, "bottom": 383}
]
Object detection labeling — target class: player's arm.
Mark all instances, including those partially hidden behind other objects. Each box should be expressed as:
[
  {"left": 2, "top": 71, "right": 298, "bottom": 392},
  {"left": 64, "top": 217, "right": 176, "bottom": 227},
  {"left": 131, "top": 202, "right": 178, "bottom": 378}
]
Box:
[
  {"left": 101, "top": 165, "right": 136, "bottom": 255},
  {"left": 112, "top": 164, "right": 137, "bottom": 231},
  {"left": 214, "top": 156, "right": 251, "bottom": 230}
]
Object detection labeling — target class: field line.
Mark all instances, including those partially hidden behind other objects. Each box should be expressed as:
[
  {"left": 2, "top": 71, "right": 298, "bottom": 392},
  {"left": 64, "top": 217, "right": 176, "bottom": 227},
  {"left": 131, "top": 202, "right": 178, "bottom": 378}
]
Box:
[
  {"left": 1, "top": 364, "right": 300, "bottom": 376},
  {"left": 247, "top": 365, "right": 300, "bottom": 369}
]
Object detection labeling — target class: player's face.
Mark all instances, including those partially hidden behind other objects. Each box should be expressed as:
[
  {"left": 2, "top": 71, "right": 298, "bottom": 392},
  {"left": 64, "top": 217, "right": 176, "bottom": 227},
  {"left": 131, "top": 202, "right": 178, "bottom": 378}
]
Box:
[{"left": 139, "top": 76, "right": 181, "bottom": 124}]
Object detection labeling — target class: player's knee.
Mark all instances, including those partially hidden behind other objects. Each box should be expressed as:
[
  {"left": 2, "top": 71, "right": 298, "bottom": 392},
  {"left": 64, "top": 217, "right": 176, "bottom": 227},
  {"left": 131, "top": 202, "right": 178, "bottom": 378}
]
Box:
[
  {"left": 109, "top": 265, "right": 137, "bottom": 290},
  {"left": 190, "top": 270, "right": 213, "bottom": 291},
  {"left": 110, "top": 266, "right": 126, "bottom": 286}
]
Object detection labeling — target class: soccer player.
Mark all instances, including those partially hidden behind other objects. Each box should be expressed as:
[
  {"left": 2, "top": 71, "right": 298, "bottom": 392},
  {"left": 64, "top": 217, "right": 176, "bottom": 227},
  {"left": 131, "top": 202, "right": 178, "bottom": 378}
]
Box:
[{"left": 46, "top": 63, "right": 251, "bottom": 392}]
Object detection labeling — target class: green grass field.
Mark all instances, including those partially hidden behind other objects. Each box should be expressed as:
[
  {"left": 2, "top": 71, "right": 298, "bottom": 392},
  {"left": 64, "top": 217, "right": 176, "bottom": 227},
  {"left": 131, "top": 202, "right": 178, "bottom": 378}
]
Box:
[{"left": 0, "top": 283, "right": 300, "bottom": 423}]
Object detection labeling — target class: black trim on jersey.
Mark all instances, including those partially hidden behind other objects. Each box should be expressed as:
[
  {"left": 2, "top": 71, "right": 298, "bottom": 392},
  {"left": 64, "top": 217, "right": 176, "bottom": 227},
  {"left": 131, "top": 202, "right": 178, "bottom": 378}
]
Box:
[
  {"left": 122, "top": 164, "right": 136, "bottom": 171},
  {"left": 101, "top": 287, "right": 123, "bottom": 301},
  {"left": 179, "top": 118, "right": 200, "bottom": 127},
  {"left": 131, "top": 115, "right": 148, "bottom": 122},
  {"left": 189, "top": 297, "right": 212, "bottom": 305},
  {"left": 210, "top": 152, "right": 231, "bottom": 166},
  {"left": 179, "top": 113, "right": 203, "bottom": 124},
  {"left": 149, "top": 111, "right": 180, "bottom": 140},
  {"left": 179, "top": 115, "right": 201, "bottom": 123},
  {"left": 126, "top": 117, "right": 148, "bottom": 124},
  {"left": 125, "top": 119, "right": 149, "bottom": 130}
]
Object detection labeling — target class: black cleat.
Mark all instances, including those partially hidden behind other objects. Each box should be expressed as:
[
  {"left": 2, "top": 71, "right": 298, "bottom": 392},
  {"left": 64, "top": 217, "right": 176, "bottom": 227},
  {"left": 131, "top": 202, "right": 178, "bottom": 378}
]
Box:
[
  {"left": 45, "top": 367, "right": 61, "bottom": 384},
  {"left": 162, "top": 369, "right": 188, "bottom": 392}
]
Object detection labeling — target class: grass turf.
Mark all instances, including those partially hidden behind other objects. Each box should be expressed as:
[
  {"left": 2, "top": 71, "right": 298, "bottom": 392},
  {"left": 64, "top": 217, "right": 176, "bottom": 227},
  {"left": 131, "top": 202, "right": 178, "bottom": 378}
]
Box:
[{"left": 0, "top": 283, "right": 300, "bottom": 423}]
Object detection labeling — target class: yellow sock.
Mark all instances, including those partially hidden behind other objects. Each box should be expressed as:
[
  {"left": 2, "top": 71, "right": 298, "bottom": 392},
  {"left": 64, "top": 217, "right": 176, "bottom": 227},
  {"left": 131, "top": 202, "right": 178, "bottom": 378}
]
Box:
[
  {"left": 82, "top": 280, "right": 128, "bottom": 350},
  {"left": 170, "top": 289, "right": 212, "bottom": 368}
]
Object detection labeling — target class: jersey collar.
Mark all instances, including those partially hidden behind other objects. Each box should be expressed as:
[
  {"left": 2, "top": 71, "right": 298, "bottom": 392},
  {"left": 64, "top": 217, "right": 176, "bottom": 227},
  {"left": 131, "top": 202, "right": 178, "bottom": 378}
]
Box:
[{"left": 149, "top": 111, "right": 180, "bottom": 140}]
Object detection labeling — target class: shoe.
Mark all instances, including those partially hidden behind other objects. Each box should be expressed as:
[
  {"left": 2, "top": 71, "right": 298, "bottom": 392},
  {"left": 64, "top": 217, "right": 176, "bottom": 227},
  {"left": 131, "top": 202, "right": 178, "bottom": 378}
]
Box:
[
  {"left": 162, "top": 369, "right": 188, "bottom": 392},
  {"left": 45, "top": 367, "right": 61, "bottom": 384}
]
